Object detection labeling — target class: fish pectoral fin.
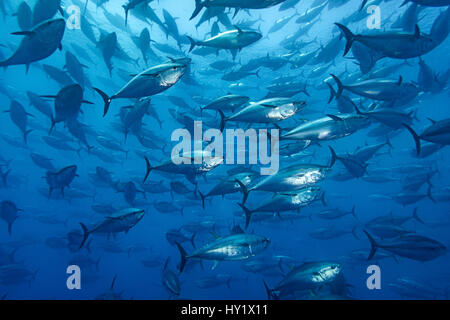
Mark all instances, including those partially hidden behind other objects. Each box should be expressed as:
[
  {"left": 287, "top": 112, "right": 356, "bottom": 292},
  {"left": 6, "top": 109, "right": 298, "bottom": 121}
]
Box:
[
  {"left": 11, "top": 31, "right": 35, "bottom": 36},
  {"left": 142, "top": 73, "right": 160, "bottom": 77},
  {"left": 326, "top": 114, "right": 343, "bottom": 121},
  {"left": 261, "top": 104, "right": 278, "bottom": 108},
  {"left": 211, "top": 260, "right": 220, "bottom": 271}
]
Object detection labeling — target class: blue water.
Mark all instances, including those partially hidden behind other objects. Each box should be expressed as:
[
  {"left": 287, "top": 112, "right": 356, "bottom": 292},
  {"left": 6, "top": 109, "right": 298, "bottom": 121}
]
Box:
[{"left": 0, "top": 0, "right": 449, "bottom": 300}]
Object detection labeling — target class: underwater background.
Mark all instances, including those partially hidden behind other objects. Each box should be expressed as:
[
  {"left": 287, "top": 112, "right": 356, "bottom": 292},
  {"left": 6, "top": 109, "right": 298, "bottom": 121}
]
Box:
[{"left": 0, "top": 0, "right": 449, "bottom": 300}]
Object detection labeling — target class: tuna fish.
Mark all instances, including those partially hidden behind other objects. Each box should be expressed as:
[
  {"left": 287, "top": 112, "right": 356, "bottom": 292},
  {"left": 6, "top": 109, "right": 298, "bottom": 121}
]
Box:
[
  {"left": 0, "top": 201, "right": 22, "bottom": 235},
  {"left": 364, "top": 230, "right": 446, "bottom": 262},
  {"left": 335, "top": 23, "right": 436, "bottom": 59},
  {"left": 46, "top": 165, "right": 78, "bottom": 198},
  {"left": 190, "top": 0, "right": 288, "bottom": 20},
  {"left": 187, "top": 27, "right": 262, "bottom": 60},
  {"left": 404, "top": 119, "right": 450, "bottom": 155},
  {"left": 5, "top": 100, "right": 33, "bottom": 143},
  {"left": 0, "top": 19, "right": 65, "bottom": 73},
  {"left": 79, "top": 208, "right": 145, "bottom": 248},
  {"left": 175, "top": 232, "right": 270, "bottom": 272},
  {"left": 94, "top": 62, "right": 187, "bottom": 116}
]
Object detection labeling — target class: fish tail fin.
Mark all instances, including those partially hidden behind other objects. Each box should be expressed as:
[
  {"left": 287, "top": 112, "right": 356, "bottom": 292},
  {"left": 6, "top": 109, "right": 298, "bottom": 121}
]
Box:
[
  {"left": 95, "top": 256, "right": 101, "bottom": 272},
  {"left": 190, "top": 232, "right": 197, "bottom": 249},
  {"left": 335, "top": 23, "right": 355, "bottom": 56},
  {"left": 263, "top": 280, "right": 272, "bottom": 300},
  {"left": 263, "top": 280, "right": 277, "bottom": 300},
  {"left": 110, "top": 275, "right": 117, "bottom": 290},
  {"left": 363, "top": 230, "right": 378, "bottom": 260},
  {"left": 1, "top": 169, "right": 10, "bottom": 187},
  {"left": 31, "top": 269, "right": 39, "bottom": 283},
  {"left": 85, "top": 239, "right": 92, "bottom": 254},
  {"left": 226, "top": 277, "right": 232, "bottom": 290},
  {"left": 93, "top": 88, "right": 112, "bottom": 117},
  {"left": 327, "top": 82, "right": 336, "bottom": 103},
  {"left": 237, "top": 203, "right": 252, "bottom": 230},
  {"left": 186, "top": 36, "right": 197, "bottom": 53},
  {"left": 330, "top": 74, "right": 343, "bottom": 99},
  {"left": 400, "top": 0, "right": 410, "bottom": 7},
  {"left": 427, "top": 184, "right": 436, "bottom": 203},
  {"left": 143, "top": 156, "right": 152, "bottom": 183},
  {"left": 199, "top": 191, "right": 206, "bottom": 209},
  {"left": 235, "top": 179, "right": 250, "bottom": 204},
  {"left": 353, "top": 102, "right": 364, "bottom": 115},
  {"left": 23, "top": 129, "right": 32, "bottom": 144},
  {"left": 8, "top": 248, "right": 17, "bottom": 263},
  {"left": 351, "top": 205, "right": 359, "bottom": 220},
  {"left": 218, "top": 110, "right": 227, "bottom": 132},
  {"left": 123, "top": 5, "right": 129, "bottom": 26},
  {"left": 175, "top": 242, "right": 188, "bottom": 273},
  {"left": 7, "top": 221, "right": 14, "bottom": 236},
  {"left": 412, "top": 207, "right": 424, "bottom": 224},
  {"left": 190, "top": 0, "right": 204, "bottom": 20},
  {"left": 79, "top": 223, "right": 90, "bottom": 249},
  {"left": 321, "top": 192, "right": 327, "bottom": 206},
  {"left": 403, "top": 124, "right": 421, "bottom": 155},
  {"left": 385, "top": 137, "right": 393, "bottom": 149},
  {"left": 359, "top": 0, "right": 369, "bottom": 11},
  {"left": 328, "top": 146, "right": 337, "bottom": 168},
  {"left": 351, "top": 225, "right": 360, "bottom": 240},
  {"left": 302, "top": 83, "right": 310, "bottom": 97},
  {"left": 49, "top": 114, "right": 56, "bottom": 134}
]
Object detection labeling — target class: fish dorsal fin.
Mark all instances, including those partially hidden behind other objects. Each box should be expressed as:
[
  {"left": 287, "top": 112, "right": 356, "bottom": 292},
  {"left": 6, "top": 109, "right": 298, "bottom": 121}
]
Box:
[
  {"left": 326, "top": 114, "right": 343, "bottom": 121},
  {"left": 427, "top": 117, "right": 437, "bottom": 125},
  {"left": 210, "top": 231, "right": 220, "bottom": 239},
  {"left": 234, "top": 25, "right": 243, "bottom": 34},
  {"left": 232, "top": 225, "right": 245, "bottom": 234}
]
